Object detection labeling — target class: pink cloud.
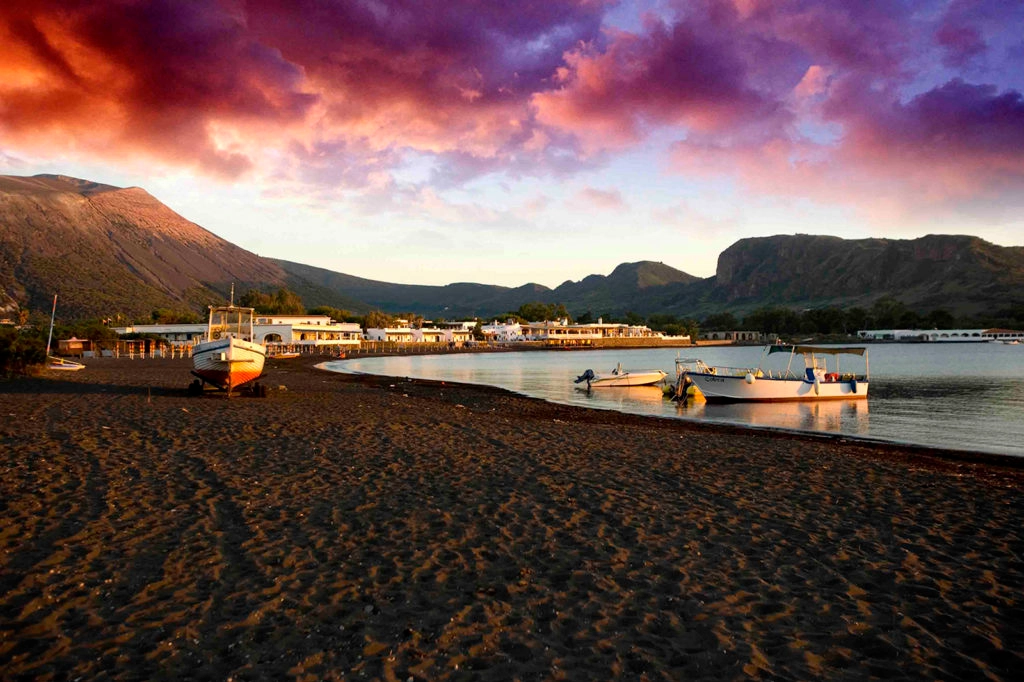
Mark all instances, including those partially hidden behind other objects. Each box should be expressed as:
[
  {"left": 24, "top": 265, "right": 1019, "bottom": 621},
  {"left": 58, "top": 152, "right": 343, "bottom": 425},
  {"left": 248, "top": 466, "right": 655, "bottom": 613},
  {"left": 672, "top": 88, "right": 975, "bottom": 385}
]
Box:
[
  {"left": 533, "top": 10, "right": 795, "bottom": 151},
  {"left": 0, "top": 0, "right": 1021, "bottom": 220},
  {"left": 573, "top": 187, "right": 627, "bottom": 211}
]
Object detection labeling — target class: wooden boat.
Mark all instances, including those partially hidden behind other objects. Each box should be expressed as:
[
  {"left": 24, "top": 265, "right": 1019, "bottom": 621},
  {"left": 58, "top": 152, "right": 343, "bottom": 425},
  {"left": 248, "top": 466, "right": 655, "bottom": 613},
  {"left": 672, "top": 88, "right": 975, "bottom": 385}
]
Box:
[
  {"left": 44, "top": 294, "right": 85, "bottom": 371},
  {"left": 575, "top": 363, "right": 667, "bottom": 388},
  {"left": 677, "top": 345, "right": 869, "bottom": 402},
  {"left": 191, "top": 304, "right": 266, "bottom": 393}
]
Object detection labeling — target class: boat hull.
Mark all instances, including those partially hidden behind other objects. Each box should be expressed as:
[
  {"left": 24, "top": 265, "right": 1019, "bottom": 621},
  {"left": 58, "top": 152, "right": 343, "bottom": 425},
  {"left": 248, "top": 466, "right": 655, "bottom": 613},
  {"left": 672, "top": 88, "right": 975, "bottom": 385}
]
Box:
[
  {"left": 192, "top": 337, "right": 266, "bottom": 391},
  {"left": 585, "top": 370, "right": 667, "bottom": 387},
  {"left": 687, "top": 372, "right": 868, "bottom": 402},
  {"left": 47, "top": 356, "right": 85, "bottom": 371}
]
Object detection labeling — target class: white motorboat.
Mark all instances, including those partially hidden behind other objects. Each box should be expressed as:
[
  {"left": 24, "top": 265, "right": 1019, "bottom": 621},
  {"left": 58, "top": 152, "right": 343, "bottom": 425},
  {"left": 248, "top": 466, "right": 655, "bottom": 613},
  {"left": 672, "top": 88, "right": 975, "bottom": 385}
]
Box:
[
  {"left": 677, "top": 345, "right": 869, "bottom": 402},
  {"left": 191, "top": 303, "right": 266, "bottom": 393},
  {"left": 575, "top": 363, "right": 668, "bottom": 388}
]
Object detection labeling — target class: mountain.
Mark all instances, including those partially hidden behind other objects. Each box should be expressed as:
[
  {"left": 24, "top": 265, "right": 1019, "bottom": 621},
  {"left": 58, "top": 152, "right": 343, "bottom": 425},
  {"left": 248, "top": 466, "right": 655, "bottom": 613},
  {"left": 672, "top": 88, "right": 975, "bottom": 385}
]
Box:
[
  {"left": 271, "top": 258, "right": 701, "bottom": 319},
  {"left": 271, "top": 258, "right": 550, "bottom": 319},
  {"left": 3, "top": 173, "right": 1023, "bottom": 323},
  {"left": 544, "top": 261, "right": 700, "bottom": 315},
  {"left": 697, "top": 233, "right": 1024, "bottom": 317},
  {"left": 0, "top": 174, "right": 359, "bottom": 320}
]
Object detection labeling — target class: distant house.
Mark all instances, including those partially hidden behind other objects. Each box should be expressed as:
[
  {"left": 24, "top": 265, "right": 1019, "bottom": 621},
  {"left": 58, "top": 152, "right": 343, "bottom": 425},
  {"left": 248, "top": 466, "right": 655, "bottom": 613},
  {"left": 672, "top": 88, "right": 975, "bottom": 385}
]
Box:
[
  {"left": 113, "top": 315, "right": 362, "bottom": 350},
  {"left": 255, "top": 315, "right": 362, "bottom": 347},
  {"left": 522, "top": 318, "right": 663, "bottom": 346},
  {"left": 699, "top": 330, "right": 766, "bottom": 343},
  {"left": 57, "top": 337, "right": 92, "bottom": 356},
  {"left": 414, "top": 327, "right": 446, "bottom": 343},
  {"left": 857, "top": 328, "right": 1024, "bottom": 342},
  {"left": 481, "top": 320, "right": 524, "bottom": 342},
  {"left": 364, "top": 326, "right": 415, "bottom": 343}
]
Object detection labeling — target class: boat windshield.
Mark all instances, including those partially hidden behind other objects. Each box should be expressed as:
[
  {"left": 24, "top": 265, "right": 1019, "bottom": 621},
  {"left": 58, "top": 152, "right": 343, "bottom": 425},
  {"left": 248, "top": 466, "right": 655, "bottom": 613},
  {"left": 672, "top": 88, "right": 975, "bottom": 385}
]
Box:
[{"left": 208, "top": 306, "right": 255, "bottom": 341}]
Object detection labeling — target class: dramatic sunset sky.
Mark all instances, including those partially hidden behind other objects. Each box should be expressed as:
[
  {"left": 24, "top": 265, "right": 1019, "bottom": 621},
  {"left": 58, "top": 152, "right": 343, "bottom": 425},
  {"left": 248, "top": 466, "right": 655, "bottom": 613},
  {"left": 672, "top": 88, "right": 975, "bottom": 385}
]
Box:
[{"left": 2, "top": 0, "right": 1023, "bottom": 286}]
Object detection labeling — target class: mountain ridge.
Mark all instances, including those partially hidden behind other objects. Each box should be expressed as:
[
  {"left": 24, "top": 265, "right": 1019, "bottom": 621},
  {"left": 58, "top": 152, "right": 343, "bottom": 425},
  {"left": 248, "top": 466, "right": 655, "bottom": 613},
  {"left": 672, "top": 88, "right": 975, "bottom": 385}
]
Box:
[{"left": 3, "top": 173, "right": 1023, "bottom": 322}]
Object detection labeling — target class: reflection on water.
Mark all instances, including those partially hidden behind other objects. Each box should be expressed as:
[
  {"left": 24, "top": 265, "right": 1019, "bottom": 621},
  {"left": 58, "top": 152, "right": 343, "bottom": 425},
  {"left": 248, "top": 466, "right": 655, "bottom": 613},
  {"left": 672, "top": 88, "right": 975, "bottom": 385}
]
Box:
[
  {"left": 330, "top": 344, "right": 1024, "bottom": 457},
  {"left": 573, "top": 385, "right": 667, "bottom": 406},
  {"left": 678, "top": 398, "right": 869, "bottom": 435}
]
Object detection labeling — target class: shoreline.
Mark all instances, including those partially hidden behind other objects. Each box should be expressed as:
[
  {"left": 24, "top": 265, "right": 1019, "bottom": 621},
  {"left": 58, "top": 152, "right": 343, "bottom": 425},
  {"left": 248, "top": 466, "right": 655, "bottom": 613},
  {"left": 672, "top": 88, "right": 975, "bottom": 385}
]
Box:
[
  {"left": 3, "top": 357, "right": 1023, "bottom": 680},
  {"left": 324, "top": 353, "right": 1024, "bottom": 467}
]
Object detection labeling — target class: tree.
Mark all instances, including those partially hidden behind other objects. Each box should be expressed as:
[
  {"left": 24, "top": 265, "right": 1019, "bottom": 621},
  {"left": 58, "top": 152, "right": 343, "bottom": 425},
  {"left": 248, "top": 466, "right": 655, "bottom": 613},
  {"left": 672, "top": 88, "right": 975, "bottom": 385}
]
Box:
[
  {"left": 239, "top": 288, "right": 305, "bottom": 315},
  {"left": 845, "top": 307, "right": 869, "bottom": 334},
  {"left": 702, "top": 312, "right": 737, "bottom": 330},
  {"left": 870, "top": 296, "right": 908, "bottom": 329},
  {"left": 0, "top": 327, "right": 46, "bottom": 374},
  {"left": 309, "top": 306, "right": 356, "bottom": 322},
  {"left": 151, "top": 308, "right": 203, "bottom": 324},
  {"left": 924, "top": 309, "right": 955, "bottom": 329},
  {"left": 362, "top": 310, "right": 393, "bottom": 329},
  {"left": 510, "top": 302, "right": 573, "bottom": 323},
  {"left": 623, "top": 311, "right": 645, "bottom": 326}
]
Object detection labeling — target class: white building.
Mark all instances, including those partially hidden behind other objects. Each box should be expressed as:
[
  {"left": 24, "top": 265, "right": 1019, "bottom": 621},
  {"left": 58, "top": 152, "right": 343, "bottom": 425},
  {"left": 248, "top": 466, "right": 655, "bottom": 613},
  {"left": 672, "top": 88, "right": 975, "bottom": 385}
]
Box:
[
  {"left": 522, "top": 318, "right": 663, "bottom": 346},
  {"left": 113, "top": 315, "right": 362, "bottom": 349},
  {"left": 367, "top": 324, "right": 474, "bottom": 344},
  {"left": 857, "top": 328, "right": 1024, "bottom": 342},
  {"left": 364, "top": 326, "right": 415, "bottom": 342},
  {"left": 111, "top": 323, "right": 207, "bottom": 346},
  {"left": 255, "top": 314, "right": 362, "bottom": 347},
  {"left": 481, "top": 320, "right": 525, "bottom": 343}
]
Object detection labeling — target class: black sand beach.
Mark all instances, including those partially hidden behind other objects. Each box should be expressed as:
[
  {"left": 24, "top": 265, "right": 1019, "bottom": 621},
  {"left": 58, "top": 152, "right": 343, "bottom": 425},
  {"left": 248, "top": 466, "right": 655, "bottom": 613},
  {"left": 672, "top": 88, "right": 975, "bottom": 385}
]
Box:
[{"left": 2, "top": 356, "right": 1023, "bottom": 680}]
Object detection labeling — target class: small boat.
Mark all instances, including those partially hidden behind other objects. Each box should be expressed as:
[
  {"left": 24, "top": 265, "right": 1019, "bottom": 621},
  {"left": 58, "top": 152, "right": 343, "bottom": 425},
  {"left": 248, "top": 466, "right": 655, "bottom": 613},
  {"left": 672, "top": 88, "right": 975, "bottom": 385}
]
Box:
[
  {"left": 268, "top": 349, "right": 301, "bottom": 359},
  {"left": 678, "top": 345, "right": 869, "bottom": 402},
  {"left": 191, "top": 302, "right": 266, "bottom": 393},
  {"left": 575, "top": 363, "right": 668, "bottom": 388},
  {"left": 47, "top": 356, "right": 86, "bottom": 371},
  {"left": 44, "top": 294, "right": 85, "bottom": 371}
]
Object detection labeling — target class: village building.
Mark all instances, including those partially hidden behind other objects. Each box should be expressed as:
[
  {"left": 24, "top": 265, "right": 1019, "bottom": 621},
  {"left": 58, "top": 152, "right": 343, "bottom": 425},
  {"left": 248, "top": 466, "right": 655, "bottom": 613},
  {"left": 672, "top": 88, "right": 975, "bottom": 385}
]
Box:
[
  {"left": 699, "top": 330, "right": 767, "bottom": 343},
  {"left": 112, "top": 315, "right": 362, "bottom": 351},
  {"left": 857, "top": 328, "right": 1024, "bottom": 342},
  {"left": 480, "top": 320, "right": 525, "bottom": 343},
  {"left": 363, "top": 326, "right": 415, "bottom": 343},
  {"left": 522, "top": 318, "right": 665, "bottom": 346},
  {"left": 254, "top": 314, "right": 362, "bottom": 348}
]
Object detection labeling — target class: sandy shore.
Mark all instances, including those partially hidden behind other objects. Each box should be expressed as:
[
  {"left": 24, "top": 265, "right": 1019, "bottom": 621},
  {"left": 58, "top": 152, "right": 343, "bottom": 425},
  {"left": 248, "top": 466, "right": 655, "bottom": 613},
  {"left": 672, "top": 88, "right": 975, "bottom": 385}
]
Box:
[{"left": 2, "top": 356, "right": 1023, "bottom": 680}]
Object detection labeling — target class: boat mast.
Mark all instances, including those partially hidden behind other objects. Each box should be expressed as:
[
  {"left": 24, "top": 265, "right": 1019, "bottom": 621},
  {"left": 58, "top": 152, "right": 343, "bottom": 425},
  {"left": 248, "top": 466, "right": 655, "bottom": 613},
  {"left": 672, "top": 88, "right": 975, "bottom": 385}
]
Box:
[{"left": 45, "top": 294, "right": 57, "bottom": 357}]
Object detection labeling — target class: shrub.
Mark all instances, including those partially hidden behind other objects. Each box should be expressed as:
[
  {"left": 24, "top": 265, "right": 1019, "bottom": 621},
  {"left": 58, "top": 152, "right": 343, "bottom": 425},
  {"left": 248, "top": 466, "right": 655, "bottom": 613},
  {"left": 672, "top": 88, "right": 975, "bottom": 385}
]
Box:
[{"left": 0, "top": 328, "right": 47, "bottom": 375}]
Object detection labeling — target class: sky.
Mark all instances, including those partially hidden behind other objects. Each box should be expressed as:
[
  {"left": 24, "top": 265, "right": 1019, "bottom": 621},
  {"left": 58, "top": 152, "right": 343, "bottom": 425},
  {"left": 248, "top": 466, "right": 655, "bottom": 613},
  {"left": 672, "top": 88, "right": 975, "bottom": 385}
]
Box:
[{"left": 2, "top": 0, "right": 1023, "bottom": 287}]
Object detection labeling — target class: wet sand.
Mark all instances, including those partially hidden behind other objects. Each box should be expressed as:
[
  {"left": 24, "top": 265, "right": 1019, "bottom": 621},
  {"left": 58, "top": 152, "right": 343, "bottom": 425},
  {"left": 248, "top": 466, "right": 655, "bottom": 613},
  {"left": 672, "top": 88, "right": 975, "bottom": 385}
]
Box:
[{"left": 2, "top": 356, "right": 1023, "bottom": 680}]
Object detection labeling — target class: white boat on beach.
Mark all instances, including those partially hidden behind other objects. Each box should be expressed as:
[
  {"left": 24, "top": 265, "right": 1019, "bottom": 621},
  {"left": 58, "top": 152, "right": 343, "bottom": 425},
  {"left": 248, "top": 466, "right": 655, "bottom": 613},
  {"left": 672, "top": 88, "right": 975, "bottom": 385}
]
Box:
[
  {"left": 191, "top": 303, "right": 266, "bottom": 393},
  {"left": 44, "top": 294, "right": 85, "bottom": 372},
  {"left": 575, "top": 363, "right": 668, "bottom": 388},
  {"left": 676, "top": 345, "right": 869, "bottom": 402}
]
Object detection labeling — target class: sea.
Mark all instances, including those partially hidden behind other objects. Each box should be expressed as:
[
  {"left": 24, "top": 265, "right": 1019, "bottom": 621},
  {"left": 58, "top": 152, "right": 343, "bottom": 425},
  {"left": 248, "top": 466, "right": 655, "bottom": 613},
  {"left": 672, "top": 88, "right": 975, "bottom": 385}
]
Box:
[{"left": 325, "top": 342, "right": 1024, "bottom": 457}]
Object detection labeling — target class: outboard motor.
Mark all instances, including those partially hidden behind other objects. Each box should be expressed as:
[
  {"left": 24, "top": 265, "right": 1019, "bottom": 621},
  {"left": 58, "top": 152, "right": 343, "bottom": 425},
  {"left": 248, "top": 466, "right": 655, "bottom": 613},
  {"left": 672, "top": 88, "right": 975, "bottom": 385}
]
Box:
[{"left": 575, "top": 369, "right": 596, "bottom": 385}]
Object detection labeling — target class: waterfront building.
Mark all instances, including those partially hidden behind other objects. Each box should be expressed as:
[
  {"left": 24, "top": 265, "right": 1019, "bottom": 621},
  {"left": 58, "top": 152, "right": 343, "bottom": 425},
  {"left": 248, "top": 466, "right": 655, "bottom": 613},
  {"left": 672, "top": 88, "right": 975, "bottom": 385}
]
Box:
[{"left": 857, "top": 328, "right": 1024, "bottom": 342}]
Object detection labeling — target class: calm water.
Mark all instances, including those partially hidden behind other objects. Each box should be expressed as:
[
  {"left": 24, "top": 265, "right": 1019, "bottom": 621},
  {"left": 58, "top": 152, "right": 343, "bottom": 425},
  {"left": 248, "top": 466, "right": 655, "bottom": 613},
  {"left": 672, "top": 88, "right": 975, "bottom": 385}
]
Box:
[{"left": 327, "top": 343, "right": 1024, "bottom": 457}]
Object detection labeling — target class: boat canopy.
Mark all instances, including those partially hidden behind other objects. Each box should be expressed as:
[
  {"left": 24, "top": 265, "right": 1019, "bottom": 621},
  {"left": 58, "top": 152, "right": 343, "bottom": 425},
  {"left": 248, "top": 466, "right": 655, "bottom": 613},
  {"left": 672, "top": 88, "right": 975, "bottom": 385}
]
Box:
[{"left": 767, "top": 344, "right": 867, "bottom": 356}]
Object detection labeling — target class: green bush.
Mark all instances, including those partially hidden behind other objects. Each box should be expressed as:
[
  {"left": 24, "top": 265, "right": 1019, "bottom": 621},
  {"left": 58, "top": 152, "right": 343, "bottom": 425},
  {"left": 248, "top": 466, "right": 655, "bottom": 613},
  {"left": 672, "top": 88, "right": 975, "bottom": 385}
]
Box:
[{"left": 0, "top": 328, "right": 47, "bottom": 375}]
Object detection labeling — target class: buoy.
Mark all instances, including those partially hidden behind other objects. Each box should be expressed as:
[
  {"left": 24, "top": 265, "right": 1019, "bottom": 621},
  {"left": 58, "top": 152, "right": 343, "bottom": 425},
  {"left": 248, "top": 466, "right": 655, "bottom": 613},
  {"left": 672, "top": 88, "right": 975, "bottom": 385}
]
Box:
[
  {"left": 850, "top": 378, "right": 858, "bottom": 394},
  {"left": 744, "top": 372, "right": 755, "bottom": 384},
  {"left": 686, "top": 384, "right": 706, "bottom": 403},
  {"left": 814, "top": 378, "right": 821, "bottom": 395}
]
